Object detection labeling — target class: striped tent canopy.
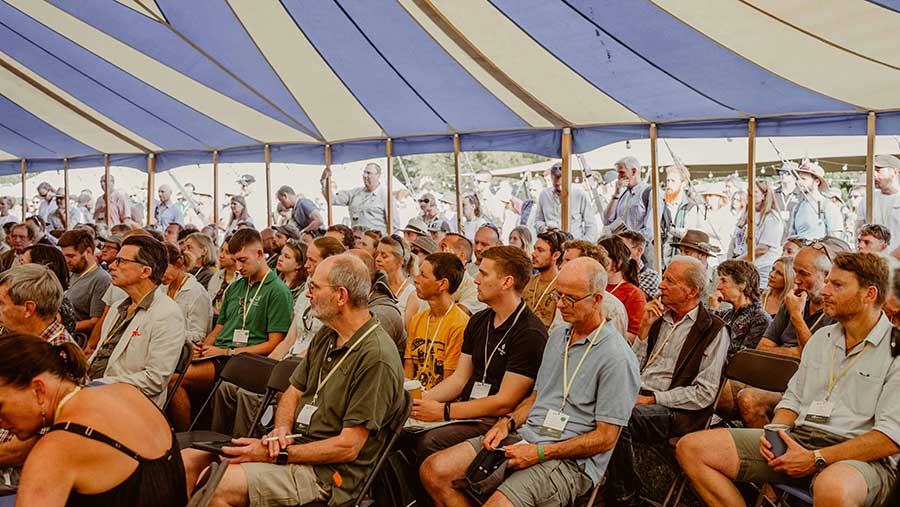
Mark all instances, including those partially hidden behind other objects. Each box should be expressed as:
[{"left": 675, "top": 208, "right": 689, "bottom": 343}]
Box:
[{"left": 2, "top": 0, "right": 900, "bottom": 175}]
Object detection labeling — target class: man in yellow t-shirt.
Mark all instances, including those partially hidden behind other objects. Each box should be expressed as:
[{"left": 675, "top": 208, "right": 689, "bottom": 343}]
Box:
[{"left": 405, "top": 252, "right": 469, "bottom": 390}]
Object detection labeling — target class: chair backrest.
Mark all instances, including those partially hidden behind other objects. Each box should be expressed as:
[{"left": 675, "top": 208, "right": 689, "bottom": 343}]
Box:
[
  {"left": 726, "top": 349, "right": 800, "bottom": 393},
  {"left": 175, "top": 341, "right": 193, "bottom": 375},
  {"left": 187, "top": 458, "right": 230, "bottom": 507},
  {"left": 352, "top": 391, "right": 413, "bottom": 507},
  {"left": 267, "top": 357, "right": 301, "bottom": 392},
  {"left": 219, "top": 353, "right": 278, "bottom": 394}
]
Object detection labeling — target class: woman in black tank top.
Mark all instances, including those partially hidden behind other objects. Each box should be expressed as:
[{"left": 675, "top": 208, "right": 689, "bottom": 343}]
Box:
[{"left": 0, "top": 334, "right": 186, "bottom": 506}]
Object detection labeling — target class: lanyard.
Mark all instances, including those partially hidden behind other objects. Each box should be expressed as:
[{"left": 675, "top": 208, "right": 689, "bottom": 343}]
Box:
[
  {"left": 422, "top": 305, "right": 457, "bottom": 371},
  {"left": 561, "top": 320, "right": 606, "bottom": 409},
  {"left": 314, "top": 324, "right": 378, "bottom": 404},
  {"left": 530, "top": 274, "right": 558, "bottom": 310},
  {"left": 808, "top": 312, "right": 826, "bottom": 334},
  {"left": 71, "top": 263, "right": 99, "bottom": 289},
  {"left": 609, "top": 280, "right": 625, "bottom": 295},
  {"left": 643, "top": 315, "right": 687, "bottom": 373},
  {"left": 827, "top": 341, "right": 871, "bottom": 400},
  {"left": 241, "top": 270, "right": 269, "bottom": 329},
  {"left": 54, "top": 386, "right": 82, "bottom": 423},
  {"left": 168, "top": 273, "right": 189, "bottom": 299},
  {"left": 482, "top": 304, "right": 526, "bottom": 383}
]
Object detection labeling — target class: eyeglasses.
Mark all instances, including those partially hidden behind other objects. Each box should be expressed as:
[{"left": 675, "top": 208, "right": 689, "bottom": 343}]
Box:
[
  {"left": 551, "top": 289, "right": 597, "bottom": 307},
  {"left": 418, "top": 199, "right": 431, "bottom": 204},
  {"left": 111, "top": 257, "right": 149, "bottom": 267},
  {"left": 809, "top": 241, "right": 833, "bottom": 263}
]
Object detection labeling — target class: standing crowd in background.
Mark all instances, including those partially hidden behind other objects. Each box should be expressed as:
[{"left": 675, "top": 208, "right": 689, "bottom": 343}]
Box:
[{"left": 0, "top": 153, "right": 897, "bottom": 507}]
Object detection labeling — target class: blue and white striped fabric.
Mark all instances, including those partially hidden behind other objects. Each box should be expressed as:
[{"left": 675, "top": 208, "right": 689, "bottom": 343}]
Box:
[{"left": 1, "top": 0, "right": 899, "bottom": 175}]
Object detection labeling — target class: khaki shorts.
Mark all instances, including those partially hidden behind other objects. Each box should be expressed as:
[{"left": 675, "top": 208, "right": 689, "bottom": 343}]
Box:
[
  {"left": 466, "top": 436, "right": 593, "bottom": 507},
  {"left": 241, "top": 462, "right": 329, "bottom": 507},
  {"left": 729, "top": 428, "right": 895, "bottom": 507}
]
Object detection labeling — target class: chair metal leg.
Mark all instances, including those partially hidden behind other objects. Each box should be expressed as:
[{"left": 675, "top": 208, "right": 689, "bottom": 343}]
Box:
[{"left": 660, "top": 473, "right": 681, "bottom": 507}]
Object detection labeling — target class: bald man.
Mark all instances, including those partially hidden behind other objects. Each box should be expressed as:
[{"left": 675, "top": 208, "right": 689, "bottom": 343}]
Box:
[{"left": 155, "top": 184, "right": 184, "bottom": 230}]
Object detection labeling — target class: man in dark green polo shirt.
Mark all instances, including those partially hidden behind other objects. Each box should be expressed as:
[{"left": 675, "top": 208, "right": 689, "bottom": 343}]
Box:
[
  {"left": 181, "top": 254, "right": 404, "bottom": 507},
  {"left": 168, "top": 228, "right": 293, "bottom": 430}
]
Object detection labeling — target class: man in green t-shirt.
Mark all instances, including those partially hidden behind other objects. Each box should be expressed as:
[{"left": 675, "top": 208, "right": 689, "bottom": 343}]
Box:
[
  {"left": 168, "top": 228, "right": 293, "bottom": 429},
  {"left": 181, "top": 254, "right": 404, "bottom": 507}
]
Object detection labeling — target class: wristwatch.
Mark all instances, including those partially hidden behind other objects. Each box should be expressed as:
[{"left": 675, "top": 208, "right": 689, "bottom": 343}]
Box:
[
  {"left": 813, "top": 450, "right": 828, "bottom": 470},
  {"left": 276, "top": 449, "right": 289, "bottom": 466},
  {"left": 504, "top": 415, "right": 516, "bottom": 432}
]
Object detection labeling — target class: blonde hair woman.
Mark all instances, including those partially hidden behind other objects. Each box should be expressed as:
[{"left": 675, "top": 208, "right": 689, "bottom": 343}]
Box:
[
  {"left": 728, "top": 180, "right": 784, "bottom": 285},
  {"left": 375, "top": 235, "right": 420, "bottom": 330},
  {"left": 760, "top": 256, "right": 794, "bottom": 316}
]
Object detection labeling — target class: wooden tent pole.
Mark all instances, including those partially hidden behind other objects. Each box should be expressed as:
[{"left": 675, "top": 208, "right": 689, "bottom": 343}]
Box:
[
  {"left": 866, "top": 112, "right": 876, "bottom": 224},
  {"left": 147, "top": 154, "right": 155, "bottom": 228},
  {"left": 747, "top": 118, "right": 757, "bottom": 262},
  {"left": 325, "top": 144, "right": 333, "bottom": 226},
  {"left": 650, "top": 124, "right": 662, "bottom": 270},
  {"left": 560, "top": 128, "right": 572, "bottom": 233},
  {"left": 265, "top": 144, "right": 272, "bottom": 227},
  {"left": 386, "top": 139, "right": 393, "bottom": 234}
]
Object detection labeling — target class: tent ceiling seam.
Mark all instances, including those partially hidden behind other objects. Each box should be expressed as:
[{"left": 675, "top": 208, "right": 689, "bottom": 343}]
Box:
[
  {"left": 411, "top": 0, "right": 568, "bottom": 128},
  {"left": 647, "top": 0, "right": 868, "bottom": 113},
  {"left": 738, "top": 0, "right": 900, "bottom": 72},
  {"left": 0, "top": 56, "right": 153, "bottom": 153},
  {"left": 133, "top": 0, "right": 324, "bottom": 142},
  {"left": 223, "top": 0, "right": 327, "bottom": 142},
  {"left": 558, "top": 0, "right": 742, "bottom": 117},
  {"left": 332, "top": 0, "right": 449, "bottom": 128}
]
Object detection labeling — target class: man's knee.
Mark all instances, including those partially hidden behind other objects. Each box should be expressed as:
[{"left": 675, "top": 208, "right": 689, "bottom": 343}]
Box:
[
  {"left": 812, "top": 464, "right": 868, "bottom": 507},
  {"left": 420, "top": 442, "right": 475, "bottom": 490},
  {"left": 676, "top": 429, "right": 739, "bottom": 478},
  {"left": 211, "top": 464, "right": 249, "bottom": 506}
]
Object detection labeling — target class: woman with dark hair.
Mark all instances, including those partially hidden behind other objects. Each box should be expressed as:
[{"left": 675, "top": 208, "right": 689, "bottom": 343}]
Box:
[
  {"left": 275, "top": 240, "right": 307, "bottom": 303},
  {"left": 21, "top": 244, "right": 77, "bottom": 338},
  {"left": 598, "top": 235, "right": 646, "bottom": 340},
  {"left": 223, "top": 195, "right": 252, "bottom": 238},
  {"left": 713, "top": 260, "right": 771, "bottom": 357},
  {"left": 0, "top": 334, "right": 186, "bottom": 506}
]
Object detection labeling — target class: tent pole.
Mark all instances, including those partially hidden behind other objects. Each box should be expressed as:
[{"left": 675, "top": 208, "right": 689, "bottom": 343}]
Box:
[
  {"left": 325, "top": 144, "right": 333, "bottom": 227},
  {"left": 63, "top": 158, "right": 69, "bottom": 231},
  {"left": 747, "top": 118, "right": 757, "bottom": 262},
  {"left": 20, "top": 160, "right": 26, "bottom": 221},
  {"left": 213, "top": 150, "right": 219, "bottom": 240},
  {"left": 866, "top": 112, "right": 875, "bottom": 224},
  {"left": 560, "top": 128, "right": 572, "bottom": 233},
  {"left": 454, "top": 134, "right": 462, "bottom": 232},
  {"left": 650, "top": 124, "right": 662, "bottom": 270},
  {"left": 386, "top": 138, "right": 393, "bottom": 234},
  {"left": 146, "top": 154, "right": 155, "bottom": 228},
  {"left": 265, "top": 144, "right": 272, "bottom": 227},
  {"left": 104, "top": 154, "right": 111, "bottom": 225}
]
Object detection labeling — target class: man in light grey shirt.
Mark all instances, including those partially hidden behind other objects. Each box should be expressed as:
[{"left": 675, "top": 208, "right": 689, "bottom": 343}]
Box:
[
  {"left": 603, "top": 156, "right": 653, "bottom": 242},
  {"left": 320, "top": 162, "right": 399, "bottom": 234},
  {"left": 678, "top": 252, "right": 899, "bottom": 507},
  {"left": 534, "top": 162, "right": 598, "bottom": 241},
  {"left": 606, "top": 255, "right": 729, "bottom": 504},
  {"left": 421, "top": 258, "right": 640, "bottom": 507}
]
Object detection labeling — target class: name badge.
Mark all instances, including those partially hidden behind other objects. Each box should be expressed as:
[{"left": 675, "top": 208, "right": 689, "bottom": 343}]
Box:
[
  {"left": 805, "top": 400, "right": 834, "bottom": 423},
  {"left": 296, "top": 404, "right": 318, "bottom": 433},
  {"left": 470, "top": 382, "right": 491, "bottom": 400},
  {"left": 233, "top": 329, "right": 249, "bottom": 347},
  {"left": 539, "top": 409, "right": 569, "bottom": 438}
]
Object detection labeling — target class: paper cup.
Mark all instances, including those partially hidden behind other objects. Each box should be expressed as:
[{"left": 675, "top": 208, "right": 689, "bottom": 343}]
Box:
[
  {"left": 764, "top": 424, "right": 790, "bottom": 458},
  {"left": 404, "top": 379, "right": 423, "bottom": 400}
]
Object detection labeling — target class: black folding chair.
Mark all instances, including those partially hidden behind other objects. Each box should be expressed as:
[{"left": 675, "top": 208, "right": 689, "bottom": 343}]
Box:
[
  {"left": 725, "top": 349, "right": 800, "bottom": 394},
  {"left": 163, "top": 341, "right": 194, "bottom": 412},
  {"left": 247, "top": 357, "right": 301, "bottom": 438},
  {"left": 177, "top": 353, "right": 277, "bottom": 450},
  {"left": 302, "top": 391, "right": 414, "bottom": 507},
  {"left": 186, "top": 458, "right": 230, "bottom": 507}
]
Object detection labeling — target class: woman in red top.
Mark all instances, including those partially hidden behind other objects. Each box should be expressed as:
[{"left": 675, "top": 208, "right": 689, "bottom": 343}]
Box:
[{"left": 599, "top": 235, "right": 646, "bottom": 340}]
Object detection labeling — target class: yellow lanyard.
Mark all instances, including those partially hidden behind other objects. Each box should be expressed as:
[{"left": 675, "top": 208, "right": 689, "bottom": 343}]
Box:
[
  {"left": 482, "top": 304, "right": 526, "bottom": 383},
  {"left": 241, "top": 270, "right": 269, "bottom": 329},
  {"left": 530, "top": 274, "right": 558, "bottom": 310},
  {"left": 643, "top": 316, "right": 687, "bottom": 373},
  {"left": 827, "top": 341, "right": 871, "bottom": 400},
  {"left": 561, "top": 320, "right": 606, "bottom": 409},
  {"left": 314, "top": 324, "right": 378, "bottom": 404},
  {"left": 422, "top": 305, "right": 457, "bottom": 371}
]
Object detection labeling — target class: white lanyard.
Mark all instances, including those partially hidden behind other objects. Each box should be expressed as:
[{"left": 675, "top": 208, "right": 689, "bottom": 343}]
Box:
[
  {"left": 482, "top": 304, "right": 526, "bottom": 382},
  {"left": 314, "top": 324, "right": 378, "bottom": 404},
  {"left": 643, "top": 315, "right": 687, "bottom": 373},
  {"left": 422, "top": 305, "right": 457, "bottom": 370},
  {"left": 241, "top": 270, "right": 269, "bottom": 329},
  {"left": 561, "top": 320, "right": 606, "bottom": 409},
  {"left": 609, "top": 280, "right": 625, "bottom": 295},
  {"left": 827, "top": 341, "right": 871, "bottom": 400}
]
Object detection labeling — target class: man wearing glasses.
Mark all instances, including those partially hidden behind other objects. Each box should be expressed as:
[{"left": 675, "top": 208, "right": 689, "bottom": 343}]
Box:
[
  {"left": 87, "top": 235, "right": 185, "bottom": 408},
  {"left": 605, "top": 255, "right": 729, "bottom": 506},
  {"left": 418, "top": 192, "right": 449, "bottom": 233},
  {"left": 422, "top": 257, "right": 640, "bottom": 507}
]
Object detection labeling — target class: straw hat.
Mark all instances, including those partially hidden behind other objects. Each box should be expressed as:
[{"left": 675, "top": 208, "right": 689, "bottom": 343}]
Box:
[{"left": 795, "top": 161, "right": 827, "bottom": 190}]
